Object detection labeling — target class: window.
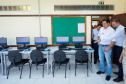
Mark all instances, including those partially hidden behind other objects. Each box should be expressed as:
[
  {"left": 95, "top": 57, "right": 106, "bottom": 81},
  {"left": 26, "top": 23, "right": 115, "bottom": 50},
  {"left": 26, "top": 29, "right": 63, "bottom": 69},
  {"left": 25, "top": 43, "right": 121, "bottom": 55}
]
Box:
[
  {"left": 54, "top": 5, "right": 114, "bottom": 11},
  {"left": 0, "top": 5, "right": 31, "bottom": 11}
]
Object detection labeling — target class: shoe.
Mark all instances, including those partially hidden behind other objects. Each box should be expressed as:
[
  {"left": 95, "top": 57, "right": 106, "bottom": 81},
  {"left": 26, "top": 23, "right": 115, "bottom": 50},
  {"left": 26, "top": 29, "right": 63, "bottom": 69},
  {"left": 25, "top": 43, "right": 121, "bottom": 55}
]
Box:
[
  {"left": 113, "top": 77, "right": 123, "bottom": 82},
  {"left": 97, "top": 71, "right": 105, "bottom": 75},
  {"left": 106, "top": 75, "right": 111, "bottom": 81},
  {"left": 113, "top": 72, "right": 118, "bottom": 75}
]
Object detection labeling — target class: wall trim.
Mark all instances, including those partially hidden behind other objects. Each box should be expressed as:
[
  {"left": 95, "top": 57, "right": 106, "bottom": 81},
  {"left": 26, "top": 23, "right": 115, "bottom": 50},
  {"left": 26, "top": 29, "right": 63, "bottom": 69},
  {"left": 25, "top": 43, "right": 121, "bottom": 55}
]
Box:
[{"left": 0, "top": 14, "right": 114, "bottom": 17}]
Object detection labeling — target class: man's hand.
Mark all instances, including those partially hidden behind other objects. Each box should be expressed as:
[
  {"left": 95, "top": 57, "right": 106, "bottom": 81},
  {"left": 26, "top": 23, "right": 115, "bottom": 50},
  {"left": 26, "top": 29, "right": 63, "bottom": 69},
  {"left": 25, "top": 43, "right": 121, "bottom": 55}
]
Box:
[
  {"left": 104, "top": 47, "right": 110, "bottom": 52},
  {"left": 94, "top": 40, "right": 100, "bottom": 45},
  {"left": 119, "top": 57, "right": 122, "bottom": 63},
  {"left": 94, "top": 40, "right": 100, "bottom": 43}
]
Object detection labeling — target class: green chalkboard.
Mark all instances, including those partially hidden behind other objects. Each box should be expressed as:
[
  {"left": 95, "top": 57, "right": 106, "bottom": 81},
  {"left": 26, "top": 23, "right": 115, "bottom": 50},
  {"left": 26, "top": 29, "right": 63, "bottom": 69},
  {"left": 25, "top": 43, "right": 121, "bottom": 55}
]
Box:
[{"left": 52, "top": 16, "right": 86, "bottom": 44}]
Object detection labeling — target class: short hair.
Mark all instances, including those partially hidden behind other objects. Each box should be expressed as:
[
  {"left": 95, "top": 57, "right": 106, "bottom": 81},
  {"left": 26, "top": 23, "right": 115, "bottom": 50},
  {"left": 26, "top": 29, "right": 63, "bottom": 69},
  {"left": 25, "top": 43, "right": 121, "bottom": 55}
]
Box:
[
  {"left": 112, "top": 19, "right": 120, "bottom": 23},
  {"left": 97, "top": 23, "right": 102, "bottom": 26},
  {"left": 102, "top": 18, "right": 110, "bottom": 23}
]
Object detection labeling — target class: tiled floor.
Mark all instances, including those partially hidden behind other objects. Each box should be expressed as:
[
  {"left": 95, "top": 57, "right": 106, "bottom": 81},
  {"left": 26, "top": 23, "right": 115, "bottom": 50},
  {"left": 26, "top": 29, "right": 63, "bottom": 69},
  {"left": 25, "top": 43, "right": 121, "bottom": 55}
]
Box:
[{"left": 0, "top": 59, "right": 125, "bottom": 84}]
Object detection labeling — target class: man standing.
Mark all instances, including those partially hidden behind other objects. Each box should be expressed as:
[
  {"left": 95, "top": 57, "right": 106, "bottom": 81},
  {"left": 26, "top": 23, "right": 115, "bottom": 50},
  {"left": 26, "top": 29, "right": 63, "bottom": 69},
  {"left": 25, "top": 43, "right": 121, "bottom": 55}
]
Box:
[
  {"left": 97, "top": 18, "right": 116, "bottom": 81},
  {"left": 98, "top": 19, "right": 125, "bottom": 82},
  {"left": 92, "top": 23, "right": 102, "bottom": 64}
]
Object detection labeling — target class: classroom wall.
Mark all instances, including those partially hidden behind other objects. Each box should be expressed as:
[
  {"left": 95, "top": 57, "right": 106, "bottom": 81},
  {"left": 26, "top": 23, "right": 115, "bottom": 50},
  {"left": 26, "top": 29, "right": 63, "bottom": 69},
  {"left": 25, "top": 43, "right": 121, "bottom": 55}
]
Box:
[
  {"left": 0, "top": 0, "right": 39, "bottom": 15},
  {"left": 41, "top": 17, "right": 52, "bottom": 45},
  {"left": 0, "top": 0, "right": 125, "bottom": 45},
  {"left": 0, "top": 17, "right": 40, "bottom": 45},
  {"left": 86, "top": 16, "right": 91, "bottom": 44},
  {"left": 40, "top": 0, "right": 125, "bottom": 15},
  {"left": 0, "top": 0, "right": 125, "bottom": 15},
  {"left": 0, "top": 16, "right": 91, "bottom": 45},
  {"left": 125, "top": 0, "right": 126, "bottom": 13}
]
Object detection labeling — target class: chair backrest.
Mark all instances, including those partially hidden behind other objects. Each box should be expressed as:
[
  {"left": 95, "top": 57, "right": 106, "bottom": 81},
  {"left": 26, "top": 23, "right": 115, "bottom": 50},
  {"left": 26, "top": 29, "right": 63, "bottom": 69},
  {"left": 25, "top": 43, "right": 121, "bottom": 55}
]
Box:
[
  {"left": 54, "top": 50, "right": 66, "bottom": 62},
  {"left": 8, "top": 50, "right": 22, "bottom": 64},
  {"left": 75, "top": 50, "right": 88, "bottom": 61},
  {"left": 30, "top": 50, "right": 43, "bottom": 62}
]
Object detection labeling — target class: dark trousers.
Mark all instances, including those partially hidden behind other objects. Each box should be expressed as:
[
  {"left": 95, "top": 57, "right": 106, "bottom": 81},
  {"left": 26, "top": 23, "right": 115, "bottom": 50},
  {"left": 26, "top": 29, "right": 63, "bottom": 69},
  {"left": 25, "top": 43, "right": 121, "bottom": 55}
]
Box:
[
  {"left": 94, "top": 42, "right": 98, "bottom": 62},
  {"left": 116, "top": 46, "right": 123, "bottom": 78},
  {"left": 92, "top": 39, "right": 94, "bottom": 48}
]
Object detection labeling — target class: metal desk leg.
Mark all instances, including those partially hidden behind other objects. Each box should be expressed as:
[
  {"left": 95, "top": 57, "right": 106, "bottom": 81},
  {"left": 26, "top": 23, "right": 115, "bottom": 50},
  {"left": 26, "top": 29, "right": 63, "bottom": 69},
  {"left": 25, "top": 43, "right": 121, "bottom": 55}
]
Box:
[
  {"left": 4, "top": 54, "right": 7, "bottom": 75},
  {"left": 50, "top": 53, "right": 52, "bottom": 74},
  {"left": 1, "top": 54, "right": 4, "bottom": 75},
  {"left": 88, "top": 52, "right": 90, "bottom": 68},
  {"left": 92, "top": 51, "right": 94, "bottom": 73},
  {"left": 88, "top": 52, "right": 92, "bottom": 72},
  {"left": 47, "top": 53, "right": 49, "bottom": 75}
]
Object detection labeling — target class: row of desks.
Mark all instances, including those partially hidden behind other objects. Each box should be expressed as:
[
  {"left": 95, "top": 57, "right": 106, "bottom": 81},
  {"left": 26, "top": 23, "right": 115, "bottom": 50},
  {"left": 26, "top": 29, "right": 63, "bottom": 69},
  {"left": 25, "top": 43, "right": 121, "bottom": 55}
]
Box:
[{"left": 0, "top": 46, "right": 94, "bottom": 76}]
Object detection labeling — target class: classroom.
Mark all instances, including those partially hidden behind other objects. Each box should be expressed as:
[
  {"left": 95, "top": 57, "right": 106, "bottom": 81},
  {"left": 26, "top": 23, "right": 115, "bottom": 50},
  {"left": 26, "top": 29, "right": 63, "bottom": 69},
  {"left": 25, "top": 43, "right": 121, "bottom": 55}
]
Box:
[{"left": 0, "top": 0, "right": 126, "bottom": 84}]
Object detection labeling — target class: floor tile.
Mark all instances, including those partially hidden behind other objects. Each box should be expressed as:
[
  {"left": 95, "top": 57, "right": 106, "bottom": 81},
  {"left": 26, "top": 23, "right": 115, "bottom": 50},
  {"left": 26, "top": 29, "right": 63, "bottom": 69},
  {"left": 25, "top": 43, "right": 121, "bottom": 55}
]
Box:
[{"left": 52, "top": 78, "right": 69, "bottom": 84}]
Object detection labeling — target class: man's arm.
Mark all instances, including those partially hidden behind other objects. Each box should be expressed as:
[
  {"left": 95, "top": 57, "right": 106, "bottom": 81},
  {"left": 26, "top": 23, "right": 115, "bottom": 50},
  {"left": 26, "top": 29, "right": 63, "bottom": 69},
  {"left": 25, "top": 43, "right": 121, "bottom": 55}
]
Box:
[
  {"left": 119, "top": 50, "right": 123, "bottom": 63},
  {"left": 102, "top": 29, "right": 124, "bottom": 42},
  {"left": 97, "top": 36, "right": 100, "bottom": 45},
  {"left": 98, "top": 36, "right": 100, "bottom": 40},
  {"left": 94, "top": 28, "right": 101, "bottom": 43},
  {"left": 104, "top": 41, "right": 115, "bottom": 52},
  {"left": 96, "top": 28, "right": 101, "bottom": 45},
  {"left": 108, "top": 41, "right": 115, "bottom": 49}
]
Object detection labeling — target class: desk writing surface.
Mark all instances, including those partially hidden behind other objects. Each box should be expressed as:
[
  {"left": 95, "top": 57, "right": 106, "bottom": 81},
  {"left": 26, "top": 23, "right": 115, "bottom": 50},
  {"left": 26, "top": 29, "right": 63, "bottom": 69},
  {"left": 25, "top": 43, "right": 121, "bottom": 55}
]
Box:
[{"left": 4, "top": 46, "right": 93, "bottom": 54}]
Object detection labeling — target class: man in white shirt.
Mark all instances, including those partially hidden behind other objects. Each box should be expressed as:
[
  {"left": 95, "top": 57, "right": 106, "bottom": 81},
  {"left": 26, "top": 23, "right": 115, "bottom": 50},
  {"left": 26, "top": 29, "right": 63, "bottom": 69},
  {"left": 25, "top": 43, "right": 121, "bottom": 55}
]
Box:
[
  {"left": 92, "top": 23, "right": 102, "bottom": 64},
  {"left": 97, "top": 19, "right": 125, "bottom": 82},
  {"left": 97, "top": 18, "right": 116, "bottom": 81}
]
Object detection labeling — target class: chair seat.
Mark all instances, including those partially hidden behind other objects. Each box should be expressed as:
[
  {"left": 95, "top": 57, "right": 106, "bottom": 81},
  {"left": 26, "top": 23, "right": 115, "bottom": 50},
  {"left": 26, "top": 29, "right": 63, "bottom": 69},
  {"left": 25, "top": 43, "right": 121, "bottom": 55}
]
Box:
[
  {"left": 32, "top": 58, "right": 47, "bottom": 65},
  {"left": 75, "top": 59, "right": 88, "bottom": 63},
  {"left": 11, "top": 59, "right": 29, "bottom": 66},
  {"left": 55, "top": 58, "right": 70, "bottom": 64}
]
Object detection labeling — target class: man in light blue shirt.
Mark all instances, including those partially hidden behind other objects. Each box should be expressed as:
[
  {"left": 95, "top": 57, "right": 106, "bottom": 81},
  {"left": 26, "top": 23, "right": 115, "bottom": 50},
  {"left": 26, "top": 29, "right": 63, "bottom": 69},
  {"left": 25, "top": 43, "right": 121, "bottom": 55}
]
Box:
[
  {"left": 92, "top": 23, "right": 102, "bottom": 64},
  {"left": 96, "top": 19, "right": 125, "bottom": 82}
]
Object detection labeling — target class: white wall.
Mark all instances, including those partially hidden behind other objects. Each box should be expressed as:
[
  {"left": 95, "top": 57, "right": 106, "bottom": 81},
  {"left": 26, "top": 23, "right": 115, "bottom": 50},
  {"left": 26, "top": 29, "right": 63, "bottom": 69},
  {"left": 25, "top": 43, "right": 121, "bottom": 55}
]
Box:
[
  {"left": 0, "top": 0, "right": 39, "bottom": 15},
  {"left": 86, "top": 16, "right": 91, "bottom": 44},
  {"left": 0, "top": 16, "right": 91, "bottom": 45},
  {"left": 0, "top": 17, "right": 40, "bottom": 45},
  {"left": 40, "top": 0, "right": 125, "bottom": 15},
  {"left": 0, "top": 0, "right": 125, "bottom": 45},
  {"left": 125, "top": 0, "right": 126, "bottom": 13},
  {"left": 0, "top": 0, "right": 125, "bottom": 15},
  {"left": 41, "top": 17, "right": 52, "bottom": 45}
]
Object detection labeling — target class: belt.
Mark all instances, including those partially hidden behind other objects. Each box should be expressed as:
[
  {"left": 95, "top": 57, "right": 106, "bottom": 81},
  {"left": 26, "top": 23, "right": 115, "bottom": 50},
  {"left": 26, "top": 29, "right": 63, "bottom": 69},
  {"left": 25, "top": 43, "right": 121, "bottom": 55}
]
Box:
[{"left": 100, "top": 44, "right": 109, "bottom": 46}]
